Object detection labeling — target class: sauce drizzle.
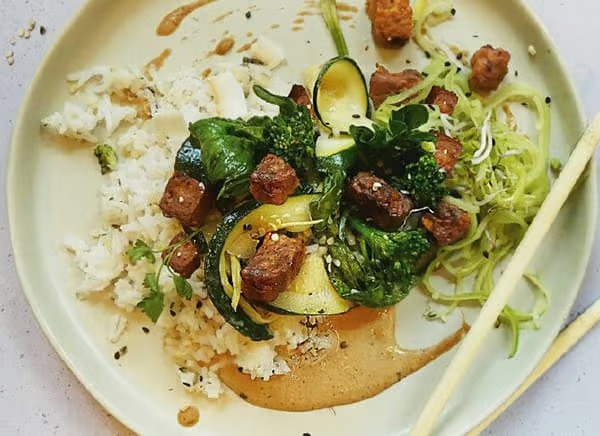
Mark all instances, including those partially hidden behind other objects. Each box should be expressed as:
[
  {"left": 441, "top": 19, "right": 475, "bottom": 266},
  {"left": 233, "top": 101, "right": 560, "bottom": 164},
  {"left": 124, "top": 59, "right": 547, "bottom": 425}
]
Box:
[
  {"left": 220, "top": 308, "right": 469, "bottom": 411},
  {"left": 157, "top": 0, "right": 217, "bottom": 36},
  {"left": 143, "top": 49, "right": 172, "bottom": 78}
]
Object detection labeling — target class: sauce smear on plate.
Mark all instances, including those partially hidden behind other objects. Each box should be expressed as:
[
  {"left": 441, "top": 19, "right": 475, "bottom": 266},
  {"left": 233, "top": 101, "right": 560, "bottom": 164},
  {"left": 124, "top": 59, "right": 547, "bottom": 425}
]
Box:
[
  {"left": 157, "top": 0, "right": 217, "bottom": 36},
  {"left": 219, "top": 307, "right": 469, "bottom": 411}
]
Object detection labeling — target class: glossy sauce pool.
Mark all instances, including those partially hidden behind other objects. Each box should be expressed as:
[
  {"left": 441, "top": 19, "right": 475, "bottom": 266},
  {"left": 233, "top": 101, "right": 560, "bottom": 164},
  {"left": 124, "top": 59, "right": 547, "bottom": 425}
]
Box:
[{"left": 220, "top": 307, "right": 469, "bottom": 411}]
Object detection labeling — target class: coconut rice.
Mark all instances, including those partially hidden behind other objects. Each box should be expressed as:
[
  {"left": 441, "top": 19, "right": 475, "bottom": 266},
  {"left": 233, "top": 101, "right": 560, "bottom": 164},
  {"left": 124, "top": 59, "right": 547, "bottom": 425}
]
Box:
[{"left": 41, "top": 39, "right": 332, "bottom": 399}]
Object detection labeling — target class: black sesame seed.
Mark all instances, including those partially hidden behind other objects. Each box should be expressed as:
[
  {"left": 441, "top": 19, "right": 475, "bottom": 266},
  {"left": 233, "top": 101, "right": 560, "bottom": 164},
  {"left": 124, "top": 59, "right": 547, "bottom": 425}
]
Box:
[
  {"left": 483, "top": 251, "right": 490, "bottom": 259},
  {"left": 245, "top": 11, "right": 252, "bottom": 19},
  {"left": 240, "top": 393, "right": 248, "bottom": 400},
  {"left": 514, "top": 70, "right": 519, "bottom": 77},
  {"left": 425, "top": 51, "right": 431, "bottom": 59},
  {"left": 352, "top": 114, "right": 361, "bottom": 119},
  {"left": 521, "top": 102, "right": 528, "bottom": 107},
  {"left": 339, "top": 341, "right": 349, "bottom": 349},
  {"left": 142, "top": 327, "right": 150, "bottom": 334},
  {"left": 444, "top": 61, "right": 451, "bottom": 67},
  {"left": 456, "top": 52, "right": 463, "bottom": 61},
  {"left": 182, "top": 382, "right": 191, "bottom": 387},
  {"left": 199, "top": 376, "right": 203, "bottom": 381},
  {"left": 406, "top": 59, "right": 412, "bottom": 64},
  {"left": 243, "top": 223, "right": 252, "bottom": 231},
  {"left": 422, "top": 72, "right": 429, "bottom": 77},
  {"left": 456, "top": 67, "right": 462, "bottom": 73},
  {"left": 238, "top": 366, "right": 244, "bottom": 373},
  {"left": 545, "top": 96, "right": 552, "bottom": 104},
  {"left": 303, "top": 433, "right": 312, "bottom": 436},
  {"left": 465, "top": 92, "right": 472, "bottom": 98},
  {"left": 196, "top": 300, "right": 203, "bottom": 309},
  {"left": 40, "top": 26, "right": 47, "bottom": 35},
  {"left": 114, "top": 351, "right": 121, "bottom": 360},
  {"left": 451, "top": 8, "right": 457, "bottom": 16},
  {"left": 492, "top": 138, "right": 496, "bottom": 146},
  {"left": 318, "top": 309, "right": 325, "bottom": 314},
  {"left": 170, "top": 309, "right": 176, "bottom": 317}
]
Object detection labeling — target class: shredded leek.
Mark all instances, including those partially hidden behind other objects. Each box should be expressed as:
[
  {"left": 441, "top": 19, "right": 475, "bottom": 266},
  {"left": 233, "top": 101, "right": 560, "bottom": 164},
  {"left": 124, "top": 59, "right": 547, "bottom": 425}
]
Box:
[
  {"left": 230, "top": 254, "right": 243, "bottom": 310},
  {"left": 320, "top": 0, "right": 349, "bottom": 57},
  {"left": 376, "top": 3, "right": 552, "bottom": 356}
]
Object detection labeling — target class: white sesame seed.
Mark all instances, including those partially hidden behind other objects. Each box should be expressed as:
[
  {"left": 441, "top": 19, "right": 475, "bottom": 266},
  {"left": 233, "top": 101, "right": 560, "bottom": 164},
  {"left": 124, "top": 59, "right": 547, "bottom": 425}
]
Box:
[
  {"left": 178, "top": 196, "right": 184, "bottom": 203},
  {"left": 372, "top": 182, "right": 382, "bottom": 192},
  {"left": 325, "top": 254, "right": 332, "bottom": 264},
  {"left": 527, "top": 45, "right": 537, "bottom": 57},
  {"left": 270, "top": 233, "right": 280, "bottom": 241},
  {"left": 176, "top": 252, "right": 182, "bottom": 257},
  {"left": 326, "top": 237, "right": 334, "bottom": 245},
  {"left": 28, "top": 19, "right": 36, "bottom": 31},
  {"left": 198, "top": 182, "right": 205, "bottom": 189},
  {"left": 17, "top": 29, "right": 25, "bottom": 38},
  {"left": 5, "top": 50, "right": 14, "bottom": 59},
  {"left": 333, "top": 259, "right": 341, "bottom": 267},
  {"left": 24, "top": 30, "right": 31, "bottom": 39}
]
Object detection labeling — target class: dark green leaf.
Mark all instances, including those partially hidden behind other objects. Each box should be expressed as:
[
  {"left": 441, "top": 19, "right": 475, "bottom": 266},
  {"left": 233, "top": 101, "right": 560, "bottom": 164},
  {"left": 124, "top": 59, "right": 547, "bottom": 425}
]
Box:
[
  {"left": 173, "top": 275, "right": 193, "bottom": 300},
  {"left": 126, "top": 240, "right": 156, "bottom": 264}
]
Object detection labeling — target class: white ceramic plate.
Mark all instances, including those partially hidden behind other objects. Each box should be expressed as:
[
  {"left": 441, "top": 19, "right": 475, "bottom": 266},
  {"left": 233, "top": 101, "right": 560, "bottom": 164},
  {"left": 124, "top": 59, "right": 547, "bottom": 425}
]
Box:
[{"left": 7, "top": 0, "right": 596, "bottom": 434}]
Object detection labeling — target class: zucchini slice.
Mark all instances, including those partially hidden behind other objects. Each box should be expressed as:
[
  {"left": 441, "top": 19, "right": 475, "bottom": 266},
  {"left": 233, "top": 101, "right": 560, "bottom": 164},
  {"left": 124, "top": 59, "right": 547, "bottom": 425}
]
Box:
[
  {"left": 206, "top": 196, "right": 354, "bottom": 340},
  {"left": 313, "top": 57, "right": 371, "bottom": 134},
  {"left": 205, "top": 201, "right": 273, "bottom": 341},
  {"left": 316, "top": 133, "right": 356, "bottom": 157},
  {"left": 264, "top": 253, "right": 353, "bottom": 315}
]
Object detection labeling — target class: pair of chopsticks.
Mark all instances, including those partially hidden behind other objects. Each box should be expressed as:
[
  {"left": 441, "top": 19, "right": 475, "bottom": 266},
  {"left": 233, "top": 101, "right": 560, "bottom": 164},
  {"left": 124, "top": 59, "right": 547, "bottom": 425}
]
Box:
[{"left": 411, "top": 114, "right": 600, "bottom": 436}]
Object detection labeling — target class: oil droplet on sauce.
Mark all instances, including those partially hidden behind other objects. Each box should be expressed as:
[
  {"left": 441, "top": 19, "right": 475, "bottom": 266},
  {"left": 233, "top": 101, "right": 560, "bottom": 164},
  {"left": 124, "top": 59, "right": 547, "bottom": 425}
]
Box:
[
  {"left": 177, "top": 406, "right": 199, "bottom": 427},
  {"left": 157, "top": 0, "right": 218, "bottom": 36},
  {"left": 219, "top": 307, "right": 469, "bottom": 411}
]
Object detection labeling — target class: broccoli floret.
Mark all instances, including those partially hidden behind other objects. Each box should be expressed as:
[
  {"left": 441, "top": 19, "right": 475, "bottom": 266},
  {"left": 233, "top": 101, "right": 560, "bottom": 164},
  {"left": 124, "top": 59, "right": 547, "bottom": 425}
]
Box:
[
  {"left": 253, "top": 85, "right": 317, "bottom": 179},
  {"left": 94, "top": 144, "right": 118, "bottom": 175},
  {"left": 393, "top": 153, "right": 447, "bottom": 208},
  {"left": 328, "top": 217, "right": 432, "bottom": 308}
]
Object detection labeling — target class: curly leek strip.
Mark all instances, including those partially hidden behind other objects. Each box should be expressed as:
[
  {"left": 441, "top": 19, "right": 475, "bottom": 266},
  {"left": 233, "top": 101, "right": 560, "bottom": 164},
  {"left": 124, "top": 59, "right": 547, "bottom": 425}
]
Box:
[{"left": 413, "top": 0, "right": 456, "bottom": 56}]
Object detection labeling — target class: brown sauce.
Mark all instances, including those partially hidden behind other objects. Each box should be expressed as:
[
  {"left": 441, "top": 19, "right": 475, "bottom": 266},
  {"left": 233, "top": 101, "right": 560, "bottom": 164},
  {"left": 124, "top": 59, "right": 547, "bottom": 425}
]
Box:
[
  {"left": 270, "top": 24, "right": 280, "bottom": 29},
  {"left": 212, "top": 36, "right": 235, "bottom": 55},
  {"left": 336, "top": 2, "right": 358, "bottom": 12},
  {"left": 143, "top": 49, "right": 172, "bottom": 78},
  {"left": 292, "top": 26, "right": 303, "bottom": 32},
  {"left": 340, "top": 14, "right": 354, "bottom": 21},
  {"left": 293, "top": 17, "right": 305, "bottom": 24},
  {"left": 157, "top": 0, "right": 217, "bottom": 36},
  {"left": 111, "top": 89, "right": 152, "bottom": 120},
  {"left": 212, "top": 10, "right": 233, "bottom": 23},
  {"left": 201, "top": 68, "right": 212, "bottom": 78},
  {"left": 177, "top": 406, "right": 199, "bottom": 427},
  {"left": 219, "top": 307, "right": 469, "bottom": 411},
  {"left": 236, "top": 38, "right": 257, "bottom": 53}
]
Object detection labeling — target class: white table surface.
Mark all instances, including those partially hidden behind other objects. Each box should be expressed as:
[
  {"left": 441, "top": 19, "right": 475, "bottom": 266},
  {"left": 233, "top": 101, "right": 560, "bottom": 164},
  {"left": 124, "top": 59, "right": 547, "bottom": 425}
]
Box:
[{"left": 0, "top": 1, "right": 598, "bottom": 435}]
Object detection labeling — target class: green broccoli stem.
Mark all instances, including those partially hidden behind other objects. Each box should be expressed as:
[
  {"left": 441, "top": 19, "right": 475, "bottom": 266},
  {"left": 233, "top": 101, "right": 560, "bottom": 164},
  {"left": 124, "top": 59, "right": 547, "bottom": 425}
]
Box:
[{"left": 320, "top": 0, "right": 349, "bottom": 57}]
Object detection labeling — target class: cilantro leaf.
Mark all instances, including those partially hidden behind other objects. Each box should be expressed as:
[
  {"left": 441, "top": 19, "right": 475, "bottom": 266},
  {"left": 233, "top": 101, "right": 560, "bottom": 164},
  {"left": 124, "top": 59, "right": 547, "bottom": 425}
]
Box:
[
  {"left": 173, "top": 275, "right": 193, "bottom": 300},
  {"left": 137, "top": 273, "right": 164, "bottom": 323},
  {"left": 126, "top": 240, "right": 156, "bottom": 264}
]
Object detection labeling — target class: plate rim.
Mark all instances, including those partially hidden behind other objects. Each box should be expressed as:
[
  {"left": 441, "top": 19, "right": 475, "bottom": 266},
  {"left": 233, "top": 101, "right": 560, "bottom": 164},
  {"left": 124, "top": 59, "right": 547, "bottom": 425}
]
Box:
[{"left": 5, "top": 0, "right": 597, "bottom": 434}]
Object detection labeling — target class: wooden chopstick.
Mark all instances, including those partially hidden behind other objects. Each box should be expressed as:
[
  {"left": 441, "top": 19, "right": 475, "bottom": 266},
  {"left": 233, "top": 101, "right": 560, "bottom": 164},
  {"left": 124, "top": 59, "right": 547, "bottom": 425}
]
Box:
[
  {"left": 411, "top": 114, "right": 600, "bottom": 436},
  {"left": 468, "top": 298, "right": 600, "bottom": 435}
]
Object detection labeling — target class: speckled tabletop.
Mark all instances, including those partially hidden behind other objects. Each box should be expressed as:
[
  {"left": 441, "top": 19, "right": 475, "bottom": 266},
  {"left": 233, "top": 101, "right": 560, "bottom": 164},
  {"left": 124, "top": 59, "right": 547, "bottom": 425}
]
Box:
[{"left": 0, "top": 1, "right": 599, "bottom": 435}]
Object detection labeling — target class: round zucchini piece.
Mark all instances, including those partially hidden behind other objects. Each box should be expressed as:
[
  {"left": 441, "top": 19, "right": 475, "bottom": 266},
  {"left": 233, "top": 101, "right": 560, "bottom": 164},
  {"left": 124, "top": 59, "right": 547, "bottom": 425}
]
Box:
[
  {"left": 313, "top": 57, "right": 371, "bottom": 134},
  {"left": 264, "top": 253, "right": 353, "bottom": 315}
]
